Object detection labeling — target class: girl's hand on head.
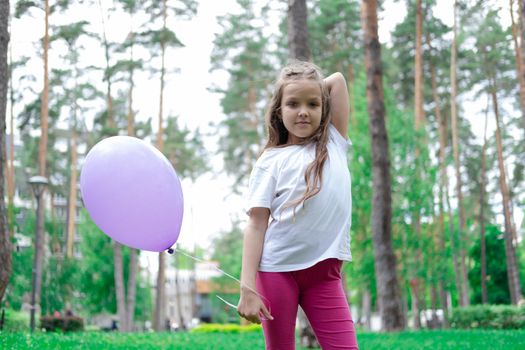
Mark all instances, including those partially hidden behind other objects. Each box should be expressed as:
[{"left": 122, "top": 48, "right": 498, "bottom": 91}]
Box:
[{"left": 237, "top": 286, "right": 273, "bottom": 324}]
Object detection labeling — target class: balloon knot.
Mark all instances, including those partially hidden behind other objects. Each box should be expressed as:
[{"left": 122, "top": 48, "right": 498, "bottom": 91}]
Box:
[{"left": 167, "top": 248, "right": 174, "bottom": 254}]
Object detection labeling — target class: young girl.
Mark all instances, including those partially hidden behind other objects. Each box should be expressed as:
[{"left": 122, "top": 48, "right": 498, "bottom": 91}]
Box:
[{"left": 237, "top": 61, "right": 358, "bottom": 349}]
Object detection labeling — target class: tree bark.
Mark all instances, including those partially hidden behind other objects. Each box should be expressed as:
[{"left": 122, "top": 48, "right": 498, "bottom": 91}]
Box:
[
  {"left": 0, "top": 0, "right": 11, "bottom": 305},
  {"left": 362, "top": 288, "right": 371, "bottom": 330},
  {"left": 479, "top": 97, "right": 489, "bottom": 305},
  {"left": 426, "top": 30, "right": 449, "bottom": 327},
  {"left": 39, "top": 0, "right": 49, "bottom": 177},
  {"left": 33, "top": 0, "right": 50, "bottom": 312},
  {"left": 113, "top": 242, "right": 127, "bottom": 331},
  {"left": 153, "top": 3, "right": 169, "bottom": 332},
  {"left": 512, "top": 0, "right": 525, "bottom": 135},
  {"left": 174, "top": 251, "right": 184, "bottom": 329},
  {"left": 6, "top": 40, "right": 13, "bottom": 240},
  {"left": 287, "top": 0, "right": 311, "bottom": 61},
  {"left": 98, "top": 0, "right": 115, "bottom": 133},
  {"left": 153, "top": 252, "right": 166, "bottom": 331},
  {"left": 362, "top": 0, "right": 404, "bottom": 331},
  {"left": 126, "top": 249, "right": 138, "bottom": 331},
  {"left": 66, "top": 130, "right": 77, "bottom": 258},
  {"left": 450, "top": 0, "right": 469, "bottom": 306},
  {"left": 489, "top": 79, "right": 523, "bottom": 305},
  {"left": 127, "top": 9, "right": 135, "bottom": 137},
  {"left": 411, "top": 0, "right": 424, "bottom": 329},
  {"left": 156, "top": 0, "right": 167, "bottom": 151},
  {"left": 520, "top": 0, "right": 525, "bottom": 133}
]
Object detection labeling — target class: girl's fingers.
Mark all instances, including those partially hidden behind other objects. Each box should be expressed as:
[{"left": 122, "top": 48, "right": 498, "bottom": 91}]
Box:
[{"left": 261, "top": 304, "right": 274, "bottom": 321}]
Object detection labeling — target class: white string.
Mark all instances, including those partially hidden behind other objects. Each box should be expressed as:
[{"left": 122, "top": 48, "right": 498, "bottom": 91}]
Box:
[{"left": 169, "top": 247, "right": 272, "bottom": 318}]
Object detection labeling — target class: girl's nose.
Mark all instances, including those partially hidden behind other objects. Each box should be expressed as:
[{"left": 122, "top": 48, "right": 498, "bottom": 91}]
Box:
[{"left": 298, "top": 108, "right": 308, "bottom": 117}]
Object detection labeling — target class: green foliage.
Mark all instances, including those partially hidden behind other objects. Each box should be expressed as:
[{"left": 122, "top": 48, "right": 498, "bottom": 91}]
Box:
[
  {"left": 1, "top": 309, "right": 29, "bottom": 332},
  {"left": 210, "top": 0, "right": 275, "bottom": 188},
  {"left": 448, "top": 305, "right": 525, "bottom": 329},
  {"left": 162, "top": 116, "right": 209, "bottom": 181},
  {"left": 41, "top": 255, "right": 80, "bottom": 316},
  {"left": 309, "top": 0, "right": 362, "bottom": 74},
  {"left": 208, "top": 292, "right": 240, "bottom": 324},
  {"left": 386, "top": 0, "right": 451, "bottom": 110},
  {"left": 211, "top": 226, "right": 243, "bottom": 282},
  {"left": 40, "top": 315, "right": 84, "bottom": 332},
  {"left": 76, "top": 210, "right": 152, "bottom": 321},
  {"left": 344, "top": 67, "right": 375, "bottom": 305},
  {"left": 77, "top": 211, "right": 118, "bottom": 315},
  {"left": 190, "top": 323, "right": 261, "bottom": 333},
  {"left": 468, "top": 225, "right": 511, "bottom": 305},
  {"left": 6, "top": 238, "right": 33, "bottom": 310}
]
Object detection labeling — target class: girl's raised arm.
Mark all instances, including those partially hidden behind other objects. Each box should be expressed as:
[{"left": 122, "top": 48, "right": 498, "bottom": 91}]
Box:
[{"left": 325, "top": 72, "right": 350, "bottom": 140}]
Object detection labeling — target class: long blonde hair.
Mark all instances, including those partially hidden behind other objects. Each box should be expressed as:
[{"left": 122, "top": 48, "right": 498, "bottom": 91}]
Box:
[{"left": 263, "top": 60, "right": 331, "bottom": 213}]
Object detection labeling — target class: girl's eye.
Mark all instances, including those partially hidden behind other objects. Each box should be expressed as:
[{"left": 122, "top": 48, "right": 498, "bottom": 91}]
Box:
[
  {"left": 310, "top": 103, "right": 319, "bottom": 107},
  {"left": 287, "top": 102, "right": 298, "bottom": 107}
]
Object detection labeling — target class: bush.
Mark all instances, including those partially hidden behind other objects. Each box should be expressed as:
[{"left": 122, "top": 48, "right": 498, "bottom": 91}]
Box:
[
  {"left": 190, "top": 323, "right": 262, "bottom": 333},
  {"left": 448, "top": 305, "right": 525, "bottom": 329},
  {"left": 40, "top": 315, "right": 84, "bottom": 332},
  {"left": 1, "top": 309, "right": 29, "bottom": 332}
]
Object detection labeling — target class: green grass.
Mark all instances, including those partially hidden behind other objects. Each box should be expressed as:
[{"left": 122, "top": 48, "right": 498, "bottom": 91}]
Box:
[{"left": 1, "top": 329, "right": 524, "bottom": 349}]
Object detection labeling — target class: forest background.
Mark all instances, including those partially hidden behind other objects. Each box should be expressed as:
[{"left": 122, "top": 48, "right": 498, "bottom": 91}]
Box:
[{"left": 0, "top": 0, "right": 524, "bottom": 335}]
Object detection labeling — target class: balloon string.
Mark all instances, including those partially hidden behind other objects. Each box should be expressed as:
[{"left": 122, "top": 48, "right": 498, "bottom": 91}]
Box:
[{"left": 168, "top": 247, "right": 272, "bottom": 320}]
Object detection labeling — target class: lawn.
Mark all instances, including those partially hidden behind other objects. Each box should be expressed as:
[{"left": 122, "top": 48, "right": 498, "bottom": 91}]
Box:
[{"left": 1, "top": 329, "right": 524, "bottom": 349}]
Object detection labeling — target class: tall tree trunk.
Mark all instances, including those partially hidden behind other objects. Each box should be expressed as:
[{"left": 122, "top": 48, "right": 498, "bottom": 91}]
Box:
[
  {"left": 0, "top": 0, "right": 11, "bottom": 305},
  {"left": 66, "top": 130, "right": 77, "bottom": 258},
  {"left": 39, "top": 0, "right": 49, "bottom": 177},
  {"left": 410, "top": 0, "right": 424, "bottom": 329},
  {"left": 153, "top": 252, "right": 166, "bottom": 331},
  {"left": 174, "top": 251, "right": 184, "bottom": 329},
  {"left": 34, "top": 0, "right": 50, "bottom": 311},
  {"left": 362, "top": 288, "right": 371, "bottom": 330},
  {"left": 479, "top": 97, "right": 489, "bottom": 305},
  {"left": 520, "top": 0, "right": 525, "bottom": 133},
  {"left": 6, "top": 40, "right": 14, "bottom": 239},
  {"left": 127, "top": 44, "right": 135, "bottom": 136},
  {"left": 427, "top": 33, "right": 449, "bottom": 325},
  {"left": 511, "top": 0, "right": 525, "bottom": 134},
  {"left": 489, "top": 80, "right": 523, "bottom": 305},
  {"left": 125, "top": 14, "right": 137, "bottom": 332},
  {"left": 450, "top": 0, "right": 469, "bottom": 306},
  {"left": 99, "top": 0, "right": 115, "bottom": 132},
  {"left": 114, "top": 242, "right": 127, "bottom": 331},
  {"left": 153, "top": 0, "right": 168, "bottom": 332},
  {"left": 156, "top": 0, "right": 167, "bottom": 151},
  {"left": 362, "top": 0, "right": 404, "bottom": 331},
  {"left": 287, "top": 0, "right": 311, "bottom": 61},
  {"left": 444, "top": 155, "right": 463, "bottom": 309},
  {"left": 429, "top": 274, "right": 439, "bottom": 328},
  {"left": 126, "top": 249, "right": 137, "bottom": 331},
  {"left": 414, "top": 0, "right": 424, "bottom": 131}
]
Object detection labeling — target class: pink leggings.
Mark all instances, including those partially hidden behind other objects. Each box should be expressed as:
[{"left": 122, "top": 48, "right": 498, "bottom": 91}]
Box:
[{"left": 256, "top": 258, "right": 358, "bottom": 350}]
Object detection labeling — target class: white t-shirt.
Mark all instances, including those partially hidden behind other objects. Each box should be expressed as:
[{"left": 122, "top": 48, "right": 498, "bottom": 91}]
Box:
[{"left": 246, "top": 123, "right": 352, "bottom": 272}]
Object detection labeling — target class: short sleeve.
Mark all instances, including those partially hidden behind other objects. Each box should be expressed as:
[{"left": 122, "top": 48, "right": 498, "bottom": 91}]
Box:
[
  {"left": 246, "top": 151, "right": 277, "bottom": 215},
  {"left": 329, "top": 123, "right": 352, "bottom": 151},
  {"left": 246, "top": 165, "right": 276, "bottom": 215}
]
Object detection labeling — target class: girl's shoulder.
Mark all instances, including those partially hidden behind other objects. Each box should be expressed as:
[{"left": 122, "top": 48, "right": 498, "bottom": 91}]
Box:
[{"left": 255, "top": 145, "right": 301, "bottom": 169}]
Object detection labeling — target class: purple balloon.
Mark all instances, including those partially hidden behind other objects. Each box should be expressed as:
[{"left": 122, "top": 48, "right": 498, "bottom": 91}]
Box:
[{"left": 80, "top": 136, "right": 183, "bottom": 252}]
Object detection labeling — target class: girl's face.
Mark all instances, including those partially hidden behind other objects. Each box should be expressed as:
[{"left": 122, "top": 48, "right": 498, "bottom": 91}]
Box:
[{"left": 280, "top": 79, "right": 323, "bottom": 144}]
